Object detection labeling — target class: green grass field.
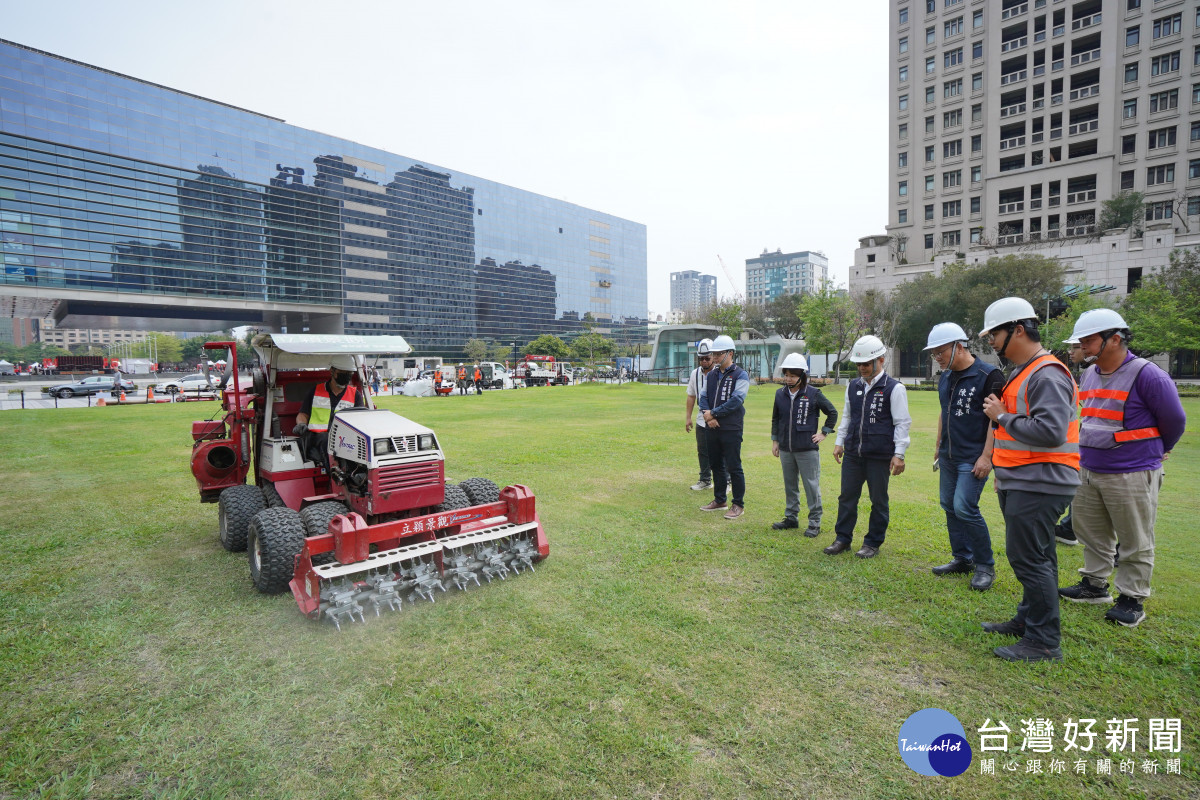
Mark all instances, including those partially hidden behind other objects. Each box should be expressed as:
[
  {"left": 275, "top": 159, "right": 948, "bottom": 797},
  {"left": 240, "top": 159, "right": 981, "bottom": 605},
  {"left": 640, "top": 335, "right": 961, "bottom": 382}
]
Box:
[{"left": 0, "top": 383, "right": 1196, "bottom": 800}]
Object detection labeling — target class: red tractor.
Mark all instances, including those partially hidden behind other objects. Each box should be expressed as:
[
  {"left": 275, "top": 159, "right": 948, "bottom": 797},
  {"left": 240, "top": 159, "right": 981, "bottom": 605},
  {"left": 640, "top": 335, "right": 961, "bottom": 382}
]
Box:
[{"left": 189, "top": 333, "right": 548, "bottom": 628}]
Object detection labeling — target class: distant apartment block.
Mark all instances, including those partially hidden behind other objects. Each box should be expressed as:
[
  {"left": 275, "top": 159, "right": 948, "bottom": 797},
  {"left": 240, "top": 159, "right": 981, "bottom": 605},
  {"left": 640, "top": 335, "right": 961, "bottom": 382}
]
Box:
[
  {"left": 670, "top": 271, "right": 718, "bottom": 316},
  {"left": 855, "top": 0, "right": 1200, "bottom": 304},
  {"left": 745, "top": 249, "right": 828, "bottom": 305}
]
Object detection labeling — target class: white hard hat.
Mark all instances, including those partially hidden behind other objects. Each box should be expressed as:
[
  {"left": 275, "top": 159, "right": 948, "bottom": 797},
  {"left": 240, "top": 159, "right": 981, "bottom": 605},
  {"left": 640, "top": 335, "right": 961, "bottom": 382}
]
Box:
[
  {"left": 711, "top": 334, "right": 737, "bottom": 352},
  {"left": 330, "top": 355, "right": 358, "bottom": 371},
  {"left": 979, "top": 297, "right": 1038, "bottom": 337},
  {"left": 779, "top": 353, "right": 809, "bottom": 372},
  {"left": 849, "top": 335, "right": 887, "bottom": 363},
  {"left": 924, "top": 322, "right": 969, "bottom": 350},
  {"left": 1068, "top": 308, "right": 1129, "bottom": 342},
  {"left": 696, "top": 338, "right": 714, "bottom": 355}
]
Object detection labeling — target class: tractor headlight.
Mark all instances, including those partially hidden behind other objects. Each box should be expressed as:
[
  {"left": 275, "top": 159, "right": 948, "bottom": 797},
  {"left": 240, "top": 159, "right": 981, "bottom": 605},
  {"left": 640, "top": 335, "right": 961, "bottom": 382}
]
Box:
[
  {"left": 373, "top": 438, "right": 395, "bottom": 456},
  {"left": 418, "top": 434, "right": 436, "bottom": 451}
]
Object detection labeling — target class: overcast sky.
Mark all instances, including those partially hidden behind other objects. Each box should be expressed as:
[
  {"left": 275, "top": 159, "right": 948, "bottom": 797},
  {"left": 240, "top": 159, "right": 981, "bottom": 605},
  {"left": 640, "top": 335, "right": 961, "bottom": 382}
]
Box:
[{"left": 5, "top": 0, "right": 890, "bottom": 317}]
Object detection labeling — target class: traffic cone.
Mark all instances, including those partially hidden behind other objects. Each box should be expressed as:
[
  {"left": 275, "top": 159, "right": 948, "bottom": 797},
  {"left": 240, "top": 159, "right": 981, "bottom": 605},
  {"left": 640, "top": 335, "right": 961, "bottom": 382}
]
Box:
[
  {"left": 147, "top": 385, "right": 155, "bottom": 403},
  {"left": 120, "top": 388, "right": 127, "bottom": 403}
]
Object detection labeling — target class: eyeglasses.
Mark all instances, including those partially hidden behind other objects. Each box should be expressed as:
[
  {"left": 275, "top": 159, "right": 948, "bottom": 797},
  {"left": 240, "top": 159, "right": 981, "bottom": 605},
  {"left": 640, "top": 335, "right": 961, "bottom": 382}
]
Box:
[
  {"left": 929, "top": 345, "right": 952, "bottom": 359},
  {"left": 983, "top": 326, "right": 1013, "bottom": 345}
]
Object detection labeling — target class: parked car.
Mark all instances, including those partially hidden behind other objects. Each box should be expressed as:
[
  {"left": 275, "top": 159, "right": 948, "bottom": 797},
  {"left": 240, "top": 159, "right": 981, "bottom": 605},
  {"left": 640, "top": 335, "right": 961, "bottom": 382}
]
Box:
[
  {"left": 48, "top": 375, "right": 136, "bottom": 399},
  {"left": 155, "top": 374, "right": 216, "bottom": 396}
]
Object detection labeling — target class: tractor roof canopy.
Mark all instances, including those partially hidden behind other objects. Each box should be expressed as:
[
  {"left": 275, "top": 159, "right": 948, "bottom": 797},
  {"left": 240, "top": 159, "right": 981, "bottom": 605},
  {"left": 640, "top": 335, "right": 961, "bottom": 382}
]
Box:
[{"left": 252, "top": 333, "right": 413, "bottom": 372}]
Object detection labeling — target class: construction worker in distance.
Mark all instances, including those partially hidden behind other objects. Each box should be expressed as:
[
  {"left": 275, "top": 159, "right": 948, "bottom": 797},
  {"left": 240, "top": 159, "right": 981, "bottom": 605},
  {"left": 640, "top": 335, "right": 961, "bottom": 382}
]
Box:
[
  {"left": 457, "top": 363, "right": 468, "bottom": 395},
  {"left": 978, "top": 297, "right": 1079, "bottom": 663},
  {"left": 770, "top": 353, "right": 838, "bottom": 537},
  {"left": 697, "top": 334, "right": 750, "bottom": 520},
  {"left": 926, "top": 322, "right": 1005, "bottom": 591},
  {"left": 1056, "top": 308, "right": 1187, "bottom": 628},
  {"left": 1053, "top": 332, "right": 1090, "bottom": 546},
  {"left": 473, "top": 363, "right": 484, "bottom": 395},
  {"left": 293, "top": 356, "right": 366, "bottom": 467},
  {"left": 684, "top": 338, "right": 716, "bottom": 491},
  {"left": 827, "top": 335, "right": 910, "bottom": 558}
]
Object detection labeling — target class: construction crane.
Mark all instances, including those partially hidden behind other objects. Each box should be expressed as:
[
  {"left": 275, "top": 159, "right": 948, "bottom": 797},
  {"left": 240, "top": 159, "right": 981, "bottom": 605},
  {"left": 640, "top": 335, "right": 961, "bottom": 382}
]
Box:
[{"left": 716, "top": 255, "right": 742, "bottom": 297}]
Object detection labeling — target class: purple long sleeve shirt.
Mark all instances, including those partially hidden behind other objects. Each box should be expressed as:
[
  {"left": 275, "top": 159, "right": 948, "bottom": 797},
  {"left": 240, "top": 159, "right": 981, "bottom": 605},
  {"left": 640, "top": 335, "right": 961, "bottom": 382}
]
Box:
[{"left": 1080, "top": 352, "right": 1187, "bottom": 474}]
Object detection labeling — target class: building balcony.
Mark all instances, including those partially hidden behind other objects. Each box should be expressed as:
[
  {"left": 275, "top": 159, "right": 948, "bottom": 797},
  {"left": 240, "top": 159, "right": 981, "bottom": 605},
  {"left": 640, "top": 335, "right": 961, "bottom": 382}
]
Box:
[
  {"left": 1069, "top": 84, "right": 1100, "bottom": 101},
  {"left": 1071, "top": 48, "right": 1101, "bottom": 67},
  {"left": 1000, "top": 135, "right": 1027, "bottom": 149},
  {"left": 1000, "top": 102, "right": 1027, "bottom": 117},
  {"left": 1067, "top": 189, "right": 1097, "bottom": 203},
  {"left": 1068, "top": 119, "right": 1099, "bottom": 135},
  {"left": 999, "top": 201, "right": 1025, "bottom": 213},
  {"left": 1065, "top": 224, "right": 1097, "bottom": 236},
  {"left": 998, "top": 233, "right": 1026, "bottom": 244},
  {"left": 1001, "top": 69, "right": 1028, "bottom": 85},
  {"left": 1002, "top": 36, "right": 1029, "bottom": 53},
  {"left": 1071, "top": 12, "right": 1101, "bottom": 31},
  {"left": 1002, "top": 3, "right": 1029, "bottom": 20}
]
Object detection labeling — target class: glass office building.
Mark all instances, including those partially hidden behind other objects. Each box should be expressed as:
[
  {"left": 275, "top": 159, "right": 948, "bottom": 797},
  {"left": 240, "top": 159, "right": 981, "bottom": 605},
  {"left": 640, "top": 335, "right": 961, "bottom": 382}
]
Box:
[{"left": 0, "top": 39, "right": 647, "bottom": 357}]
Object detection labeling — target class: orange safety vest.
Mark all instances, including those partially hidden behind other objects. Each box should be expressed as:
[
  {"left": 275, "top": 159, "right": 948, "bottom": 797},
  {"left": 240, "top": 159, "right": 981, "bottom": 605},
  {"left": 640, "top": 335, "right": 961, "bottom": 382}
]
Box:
[
  {"left": 474, "top": 368, "right": 482, "bottom": 381},
  {"left": 309, "top": 384, "right": 357, "bottom": 432},
  {"left": 992, "top": 353, "right": 1080, "bottom": 470}
]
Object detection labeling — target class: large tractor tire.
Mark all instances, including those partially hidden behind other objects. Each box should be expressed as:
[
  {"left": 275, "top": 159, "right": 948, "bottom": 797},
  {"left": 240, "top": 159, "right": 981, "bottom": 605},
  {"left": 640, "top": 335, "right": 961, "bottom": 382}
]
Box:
[
  {"left": 459, "top": 477, "right": 500, "bottom": 506},
  {"left": 247, "top": 507, "right": 306, "bottom": 595},
  {"left": 218, "top": 485, "right": 267, "bottom": 552},
  {"left": 437, "top": 483, "right": 471, "bottom": 512},
  {"left": 299, "top": 501, "right": 348, "bottom": 566},
  {"left": 261, "top": 482, "right": 286, "bottom": 509}
]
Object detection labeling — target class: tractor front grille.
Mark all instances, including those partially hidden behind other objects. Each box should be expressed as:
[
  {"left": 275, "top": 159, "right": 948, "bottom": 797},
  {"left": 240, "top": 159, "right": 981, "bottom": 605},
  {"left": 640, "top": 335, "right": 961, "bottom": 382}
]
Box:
[{"left": 375, "top": 460, "right": 442, "bottom": 492}]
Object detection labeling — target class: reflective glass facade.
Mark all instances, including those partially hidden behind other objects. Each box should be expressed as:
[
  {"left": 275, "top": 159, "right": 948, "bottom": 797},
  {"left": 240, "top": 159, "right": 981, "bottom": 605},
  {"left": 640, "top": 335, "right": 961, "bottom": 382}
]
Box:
[{"left": 0, "top": 40, "right": 647, "bottom": 356}]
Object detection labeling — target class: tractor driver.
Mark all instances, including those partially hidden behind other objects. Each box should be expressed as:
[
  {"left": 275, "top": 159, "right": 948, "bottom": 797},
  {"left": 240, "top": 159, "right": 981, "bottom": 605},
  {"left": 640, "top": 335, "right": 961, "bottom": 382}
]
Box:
[{"left": 292, "top": 355, "right": 366, "bottom": 468}]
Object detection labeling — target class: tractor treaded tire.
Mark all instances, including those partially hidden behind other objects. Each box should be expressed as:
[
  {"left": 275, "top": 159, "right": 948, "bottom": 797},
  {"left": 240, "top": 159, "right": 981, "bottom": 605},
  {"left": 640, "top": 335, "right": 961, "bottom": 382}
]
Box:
[
  {"left": 218, "top": 485, "right": 267, "bottom": 553},
  {"left": 300, "top": 501, "right": 349, "bottom": 566},
  {"left": 248, "top": 507, "right": 305, "bottom": 595},
  {"left": 459, "top": 477, "right": 500, "bottom": 506},
  {"left": 261, "top": 482, "right": 285, "bottom": 509},
  {"left": 437, "top": 483, "right": 471, "bottom": 512}
]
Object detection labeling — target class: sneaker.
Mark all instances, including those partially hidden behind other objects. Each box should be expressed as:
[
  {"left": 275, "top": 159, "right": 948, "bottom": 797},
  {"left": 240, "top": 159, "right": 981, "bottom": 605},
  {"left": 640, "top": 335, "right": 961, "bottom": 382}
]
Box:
[
  {"left": 771, "top": 518, "right": 798, "bottom": 530},
  {"left": 803, "top": 524, "right": 821, "bottom": 538},
  {"left": 723, "top": 504, "right": 744, "bottom": 520},
  {"left": 981, "top": 617, "right": 1025, "bottom": 637},
  {"left": 1105, "top": 594, "right": 1146, "bottom": 628},
  {"left": 1054, "top": 525, "right": 1078, "bottom": 546},
  {"left": 700, "top": 499, "right": 727, "bottom": 512},
  {"left": 690, "top": 480, "right": 713, "bottom": 491},
  {"left": 1058, "top": 579, "right": 1112, "bottom": 605},
  {"left": 993, "top": 638, "right": 1063, "bottom": 663}
]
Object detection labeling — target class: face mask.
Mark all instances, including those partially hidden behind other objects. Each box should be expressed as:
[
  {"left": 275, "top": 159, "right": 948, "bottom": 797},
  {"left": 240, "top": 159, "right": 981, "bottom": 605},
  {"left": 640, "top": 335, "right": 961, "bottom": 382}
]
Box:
[{"left": 332, "top": 370, "right": 353, "bottom": 384}]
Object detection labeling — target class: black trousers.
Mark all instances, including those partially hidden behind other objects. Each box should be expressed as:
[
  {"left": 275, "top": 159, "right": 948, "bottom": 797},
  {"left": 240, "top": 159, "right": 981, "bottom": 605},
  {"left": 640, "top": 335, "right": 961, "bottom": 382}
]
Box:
[
  {"left": 706, "top": 427, "right": 745, "bottom": 507},
  {"left": 833, "top": 453, "right": 892, "bottom": 548},
  {"left": 998, "top": 489, "right": 1072, "bottom": 649}
]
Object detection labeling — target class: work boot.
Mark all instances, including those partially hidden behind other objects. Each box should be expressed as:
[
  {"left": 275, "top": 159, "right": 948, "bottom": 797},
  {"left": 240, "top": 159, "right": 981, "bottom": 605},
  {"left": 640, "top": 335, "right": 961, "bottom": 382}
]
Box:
[
  {"left": 771, "top": 518, "right": 799, "bottom": 530},
  {"left": 803, "top": 524, "right": 821, "bottom": 538},
  {"left": 981, "top": 617, "right": 1025, "bottom": 637},
  {"left": 1058, "top": 579, "right": 1112, "bottom": 604},
  {"left": 723, "top": 505, "right": 744, "bottom": 520},
  {"left": 932, "top": 556, "right": 975, "bottom": 576},
  {"left": 699, "top": 500, "right": 728, "bottom": 512},
  {"left": 855, "top": 545, "right": 879, "bottom": 559},
  {"left": 970, "top": 566, "right": 995, "bottom": 591},
  {"left": 823, "top": 539, "right": 851, "bottom": 555},
  {"left": 993, "top": 638, "right": 1063, "bottom": 663},
  {"left": 1105, "top": 594, "right": 1146, "bottom": 628}
]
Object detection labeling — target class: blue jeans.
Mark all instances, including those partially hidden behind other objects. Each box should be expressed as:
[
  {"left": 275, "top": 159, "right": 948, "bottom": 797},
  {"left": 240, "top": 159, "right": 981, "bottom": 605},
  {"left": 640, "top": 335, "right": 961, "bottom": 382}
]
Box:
[{"left": 939, "top": 459, "right": 994, "bottom": 567}]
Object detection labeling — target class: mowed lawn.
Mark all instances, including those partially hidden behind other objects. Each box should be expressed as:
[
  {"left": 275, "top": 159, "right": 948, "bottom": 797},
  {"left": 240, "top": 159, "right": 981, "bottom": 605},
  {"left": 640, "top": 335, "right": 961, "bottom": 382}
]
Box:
[{"left": 0, "top": 382, "right": 1196, "bottom": 800}]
